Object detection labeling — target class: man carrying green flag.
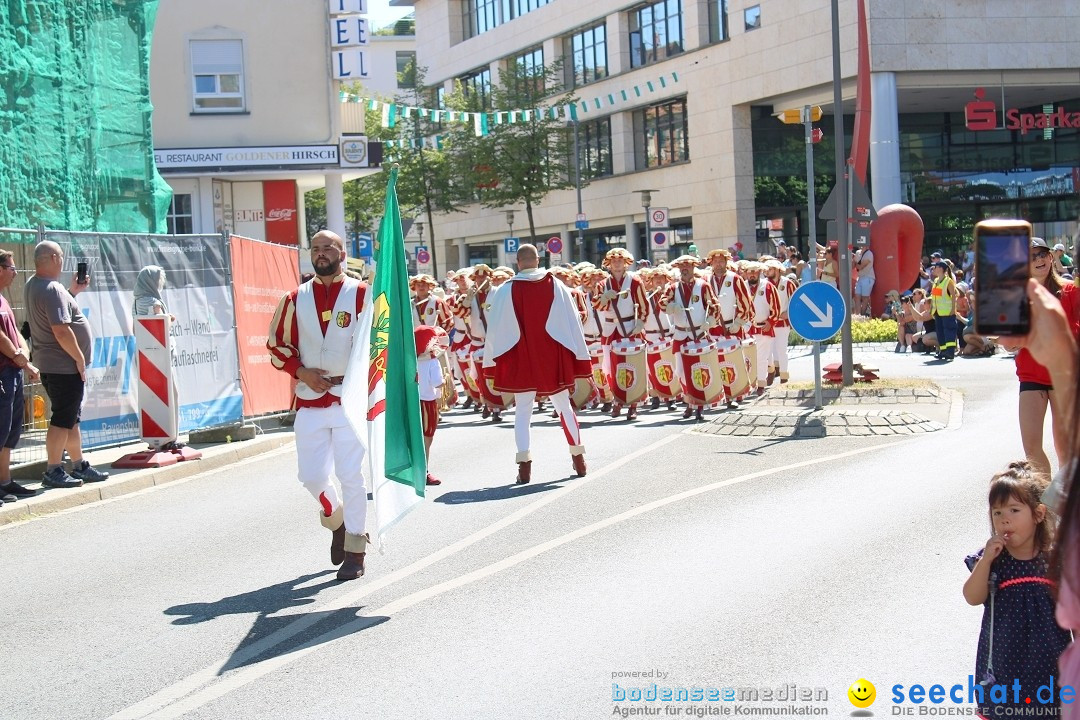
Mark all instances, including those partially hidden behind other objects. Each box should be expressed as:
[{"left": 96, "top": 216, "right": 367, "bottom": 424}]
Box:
[
  {"left": 268, "top": 229, "right": 373, "bottom": 582},
  {"left": 267, "top": 167, "right": 425, "bottom": 582}
]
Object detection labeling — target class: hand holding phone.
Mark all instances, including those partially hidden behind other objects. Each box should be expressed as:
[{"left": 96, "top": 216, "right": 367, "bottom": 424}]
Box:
[
  {"left": 76, "top": 261, "right": 89, "bottom": 285},
  {"left": 974, "top": 219, "right": 1032, "bottom": 337}
]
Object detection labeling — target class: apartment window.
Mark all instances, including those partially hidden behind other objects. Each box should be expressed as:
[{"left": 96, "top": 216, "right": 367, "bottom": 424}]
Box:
[
  {"left": 459, "top": 67, "right": 492, "bottom": 110},
  {"left": 637, "top": 98, "right": 689, "bottom": 169},
  {"left": 167, "top": 194, "right": 194, "bottom": 234},
  {"left": 502, "top": 0, "right": 550, "bottom": 21},
  {"left": 463, "top": 0, "right": 549, "bottom": 39},
  {"left": 744, "top": 4, "right": 761, "bottom": 31},
  {"left": 629, "top": 0, "right": 684, "bottom": 69},
  {"left": 577, "top": 117, "right": 613, "bottom": 179},
  {"left": 396, "top": 51, "right": 416, "bottom": 88},
  {"left": 510, "top": 47, "right": 544, "bottom": 96},
  {"left": 708, "top": 0, "right": 729, "bottom": 43},
  {"left": 190, "top": 39, "right": 245, "bottom": 112},
  {"left": 569, "top": 23, "right": 607, "bottom": 87}
]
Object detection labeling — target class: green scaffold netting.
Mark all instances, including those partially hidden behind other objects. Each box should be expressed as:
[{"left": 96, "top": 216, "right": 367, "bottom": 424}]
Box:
[{"left": 0, "top": 0, "right": 172, "bottom": 233}]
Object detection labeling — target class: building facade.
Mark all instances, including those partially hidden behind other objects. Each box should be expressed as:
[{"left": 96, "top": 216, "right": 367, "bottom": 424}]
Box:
[
  {"left": 395, "top": 0, "right": 1080, "bottom": 271},
  {"left": 149, "top": 1, "right": 415, "bottom": 245}
]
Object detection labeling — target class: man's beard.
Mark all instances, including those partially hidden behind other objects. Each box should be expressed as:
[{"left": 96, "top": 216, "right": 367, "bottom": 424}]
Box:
[
  {"left": 314, "top": 258, "right": 341, "bottom": 277},
  {"left": 748, "top": 277, "right": 759, "bottom": 286}
]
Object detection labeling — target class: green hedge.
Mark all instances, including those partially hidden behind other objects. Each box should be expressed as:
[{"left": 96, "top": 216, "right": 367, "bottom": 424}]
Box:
[{"left": 789, "top": 318, "right": 898, "bottom": 346}]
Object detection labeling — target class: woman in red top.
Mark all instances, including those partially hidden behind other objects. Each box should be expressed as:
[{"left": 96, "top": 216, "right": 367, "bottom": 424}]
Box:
[{"left": 1013, "top": 237, "right": 1080, "bottom": 478}]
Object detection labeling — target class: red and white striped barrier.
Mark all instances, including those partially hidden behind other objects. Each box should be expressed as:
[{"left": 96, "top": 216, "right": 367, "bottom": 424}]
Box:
[{"left": 112, "top": 316, "right": 201, "bottom": 468}]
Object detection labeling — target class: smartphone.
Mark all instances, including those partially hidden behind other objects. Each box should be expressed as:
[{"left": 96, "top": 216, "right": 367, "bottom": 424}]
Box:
[
  {"left": 76, "top": 261, "right": 88, "bottom": 285},
  {"left": 974, "top": 219, "right": 1031, "bottom": 337}
]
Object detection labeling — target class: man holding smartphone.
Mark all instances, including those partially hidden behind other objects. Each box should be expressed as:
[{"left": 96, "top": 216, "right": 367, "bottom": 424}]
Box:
[{"left": 25, "top": 241, "right": 109, "bottom": 488}]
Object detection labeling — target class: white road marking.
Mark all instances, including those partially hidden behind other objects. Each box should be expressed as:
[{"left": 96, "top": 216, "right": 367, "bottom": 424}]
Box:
[
  {"left": 115, "top": 434, "right": 909, "bottom": 719},
  {"left": 108, "top": 432, "right": 681, "bottom": 719}
]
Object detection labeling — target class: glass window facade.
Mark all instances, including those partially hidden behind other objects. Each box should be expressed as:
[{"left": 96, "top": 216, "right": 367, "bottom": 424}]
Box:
[
  {"left": 751, "top": 100, "right": 1080, "bottom": 255},
  {"left": 577, "top": 117, "right": 613, "bottom": 179},
  {"left": 396, "top": 51, "right": 416, "bottom": 88},
  {"left": 568, "top": 23, "right": 607, "bottom": 88},
  {"left": 629, "top": 0, "right": 684, "bottom": 69},
  {"left": 708, "top": 0, "right": 729, "bottom": 43},
  {"left": 463, "top": 0, "right": 551, "bottom": 40},
  {"left": 510, "top": 47, "right": 545, "bottom": 96},
  {"left": 167, "top": 194, "right": 193, "bottom": 235},
  {"left": 744, "top": 5, "right": 761, "bottom": 31},
  {"left": 458, "top": 67, "right": 492, "bottom": 110},
  {"left": 637, "top": 98, "right": 689, "bottom": 169}
]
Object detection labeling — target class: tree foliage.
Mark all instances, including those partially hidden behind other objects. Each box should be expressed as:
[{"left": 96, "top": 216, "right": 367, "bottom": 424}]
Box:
[{"left": 443, "top": 57, "right": 578, "bottom": 245}]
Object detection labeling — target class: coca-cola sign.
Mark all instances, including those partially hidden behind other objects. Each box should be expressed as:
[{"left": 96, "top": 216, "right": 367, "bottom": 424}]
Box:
[
  {"left": 266, "top": 208, "right": 297, "bottom": 222},
  {"left": 263, "top": 180, "right": 299, "bottom": 245}
]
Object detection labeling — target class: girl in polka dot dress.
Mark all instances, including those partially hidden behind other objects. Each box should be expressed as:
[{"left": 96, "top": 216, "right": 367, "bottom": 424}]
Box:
[{"left": 964, "top": 461, "right": 1072, "bottom": 719}]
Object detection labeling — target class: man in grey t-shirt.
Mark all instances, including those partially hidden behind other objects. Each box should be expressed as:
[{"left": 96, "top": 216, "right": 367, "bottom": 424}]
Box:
[{"left": 25, "top": 241, "right": 108, "bottom": 488}]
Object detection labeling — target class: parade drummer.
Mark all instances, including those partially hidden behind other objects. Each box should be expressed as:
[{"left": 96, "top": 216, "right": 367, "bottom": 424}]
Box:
[
  {"left": 705, "top": 249, "right": 753, "bottom": 340},
  {"left": 661, "top": 254, "right": 722, "bottom": 420},
  {"left": 640, "top": 267, "right": 676, "bottom": 411},
  {"left": 745, "top": 261, "right": 782, "bottom": 396},
  {"left": 764, "top": 259, "right": 797, "bottom": 385},
  {"left": 594, "top": 248, "right": 649, "bottom": 420},
  {"left": 446, "top": 269, "right": 480, "bottom": 410}
]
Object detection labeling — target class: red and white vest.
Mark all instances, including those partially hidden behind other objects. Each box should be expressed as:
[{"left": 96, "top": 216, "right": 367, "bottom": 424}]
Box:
[
  {"left": 710, "top": 270, "right": 739, "bottom": 323},
  {"left": 666, "top": 279, "right": 711, "bottom": 342},
  {"left": 294, "top": 277, "right": 361, "bottom": 400}
]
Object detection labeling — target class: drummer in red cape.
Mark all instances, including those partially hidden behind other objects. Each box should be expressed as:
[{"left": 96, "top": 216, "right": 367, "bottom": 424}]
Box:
[
  {"left": 763, "top": 259, "right": 798, "bottom": 385},
  {"left": 744, "top": 261, "right": 783, "bottom": 396},
  {"left": 482, "top": 244, "right": 592, "bottom": 485},
  {"left": 266, "top": 230, "right": 369, "bottom": 582},
  {"left": 660, "top": 255, "right": 723, "bottom": 420},
  {"left": 593, "top": 248, "right": 650, "bottom": 420}
]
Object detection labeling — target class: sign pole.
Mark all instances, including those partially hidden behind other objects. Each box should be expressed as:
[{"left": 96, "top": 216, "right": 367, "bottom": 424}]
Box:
[
  {"left": 813, "top": 340, "right": 823, "bottom": 411},
  {"left": 830, "top": 0, "right": 854, "bottom": 386},
  {"left": 804, "top": 105, "right": 817, "bottom": 264}
]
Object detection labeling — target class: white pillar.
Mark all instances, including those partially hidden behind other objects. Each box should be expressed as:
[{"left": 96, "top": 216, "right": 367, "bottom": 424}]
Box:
[
  {"left": 196, "top": 177, "right": 215, "bottom": 235},
  {"left": 456, "top": 238, "right": 468, "bottom": 269},
  {"left": 870, "top": 72, "right": 902, "bottom": 210},
  {"left": 324, "top": 172, "right": 346, "bottom": 238},
  {"left": 625, "top": 216, "right": 641, "bottom": 261},
  {"left": 561, "top": 227, "right": 572, "bottom": 264}
]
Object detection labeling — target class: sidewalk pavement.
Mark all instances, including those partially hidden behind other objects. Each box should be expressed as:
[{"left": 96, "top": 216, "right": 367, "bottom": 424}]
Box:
[{"left": 0, "top": 429, "right": 295, "bottom": 527}]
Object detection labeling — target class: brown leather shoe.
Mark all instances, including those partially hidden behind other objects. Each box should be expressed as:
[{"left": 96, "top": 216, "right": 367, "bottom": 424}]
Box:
[
  {"left": 330, "top": 523, "right": 346, "bottom": 566},
  {"left": 515, "top": 461, "right": 532, "bottom": 485},
  {"left": 337, "top": 551, "right": 366, "bottom": 581},
  {"left": 572, "top": 454, "right": 586, "bottom": 477},
  {"left": 336, "top": 533, "right": 370, "bottom": 581},
  {"left": 627, "top": 406, "right": 638, "bottom": 421}
]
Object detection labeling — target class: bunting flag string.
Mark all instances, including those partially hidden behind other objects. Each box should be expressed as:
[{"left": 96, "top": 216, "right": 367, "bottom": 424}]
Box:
[{"left": 338, "top": 71, "right": 680, "bottom": 139}]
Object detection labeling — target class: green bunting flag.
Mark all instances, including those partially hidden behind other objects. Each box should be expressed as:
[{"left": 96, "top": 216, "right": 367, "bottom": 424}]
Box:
[{"left": 341, "top": 70, "right": 681, "bottom": 139}]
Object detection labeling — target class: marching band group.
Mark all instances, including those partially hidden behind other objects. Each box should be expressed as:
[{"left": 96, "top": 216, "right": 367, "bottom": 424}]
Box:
[{"left": 411, "top": 246, "right": 800, "bottom": 423}]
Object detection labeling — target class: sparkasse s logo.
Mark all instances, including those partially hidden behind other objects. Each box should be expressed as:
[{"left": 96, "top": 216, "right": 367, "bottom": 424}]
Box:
[{"left": 965, "top": 87, "right": 997, "bottom": 130}]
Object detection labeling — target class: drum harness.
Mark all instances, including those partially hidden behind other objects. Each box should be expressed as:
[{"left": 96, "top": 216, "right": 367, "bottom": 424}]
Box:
[
  {"left": 677, "top": 282, "right": 703, "bottom": 343},
  {"left": 607, "top": 275, "right": 636, "bottom": 339}
]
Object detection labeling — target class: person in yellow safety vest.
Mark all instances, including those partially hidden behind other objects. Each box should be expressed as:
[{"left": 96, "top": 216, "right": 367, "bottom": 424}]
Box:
[{"left": 929, "top": 260, "right": 958, "bottom": 361}]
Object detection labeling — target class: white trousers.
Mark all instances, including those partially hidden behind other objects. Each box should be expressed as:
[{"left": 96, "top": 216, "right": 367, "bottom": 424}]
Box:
[
  {"left": 294, "top": 404, "right": 367, "bottom": 535},
  {"left": 754, "top": 334, "right": 777, "bottom": 383},
  {"left": 513, "top": 389, "right": 584, "bottom": 463},
  {"left": 772, "top": 327, "right": 791, "bottom": 379}
]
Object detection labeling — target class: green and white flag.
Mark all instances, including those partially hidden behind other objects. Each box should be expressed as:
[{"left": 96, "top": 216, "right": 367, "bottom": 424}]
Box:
[{"left": 344, "top": 167, "right": 426, "bottom": 548}]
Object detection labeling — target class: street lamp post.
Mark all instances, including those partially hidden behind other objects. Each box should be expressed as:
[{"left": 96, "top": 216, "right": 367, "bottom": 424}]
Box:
[
  {"left": 572, "top": 119, "right": 584, "bottom": 264},
  {"left": 505, "top": 209, "right": 515, "bottom": 240},
  {"left": 633, "top": 189, "right": 658, "bottom": 265}
]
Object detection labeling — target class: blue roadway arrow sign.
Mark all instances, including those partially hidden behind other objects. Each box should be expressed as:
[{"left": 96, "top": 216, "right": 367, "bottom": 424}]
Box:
[{"left": 788, "top": 281, "right": 846, "bottom": 342}]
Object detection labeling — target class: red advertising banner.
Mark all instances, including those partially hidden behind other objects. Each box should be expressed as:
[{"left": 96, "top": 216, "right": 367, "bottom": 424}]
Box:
[
  {"left": 263, "top": 180, "right": 299, "bottom": 245},
  {"left": 230, "top": 235, "right": 299, "bottom": 415}
]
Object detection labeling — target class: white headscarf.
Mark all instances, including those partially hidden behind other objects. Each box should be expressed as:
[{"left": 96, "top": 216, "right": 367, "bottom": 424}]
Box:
[{"left": 133, "top": 265, "right": 167, "bottom": 317}]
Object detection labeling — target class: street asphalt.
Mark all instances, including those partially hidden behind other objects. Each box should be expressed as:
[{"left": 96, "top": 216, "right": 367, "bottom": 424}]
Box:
[{"left": 0, "top": 344, "right": 1045, "bottom": 720}]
